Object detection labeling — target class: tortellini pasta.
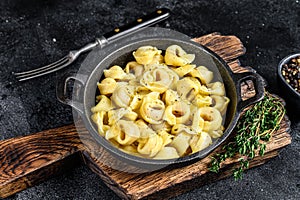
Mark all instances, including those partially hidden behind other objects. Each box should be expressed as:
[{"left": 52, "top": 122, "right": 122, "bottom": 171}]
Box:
[
  {"left": 140, "top": 92, "right": 165, "bottom": 124},
  {"left": 189, "top": 66, "right": 214, "bottom": 84},
  {"left": 165, "top": 45, "right": 195, "bottom": 66},
  {"left": 91, "top": 45, "right": 230, "bottom": 159},
  {"left": 164, "top": 101, "right": 190, "bottom": 125},
  {"left": 97, "top": 78, "right": 117, "bottom": 95},
  {"left": 111, "top": 84, "right": 134, "bottom": 108},
  {"left": 140, "top": 64, "right": 179, "bottom": 93},
  {"left": 133, "top": 46, "right": 162, "bottom": 65}
]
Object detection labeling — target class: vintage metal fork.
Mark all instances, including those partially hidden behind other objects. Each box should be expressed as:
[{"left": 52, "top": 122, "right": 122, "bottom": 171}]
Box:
[{"left": 14, "top": 8, "right": 170, "bottom": 81}]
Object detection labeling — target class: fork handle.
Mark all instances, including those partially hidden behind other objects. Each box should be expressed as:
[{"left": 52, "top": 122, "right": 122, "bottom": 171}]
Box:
[
  {"left": 101, "top": 8, "right": 170, "bottom": 44},
  {"left": 75, "top": 8, "right": 170, "bottom": 59}
]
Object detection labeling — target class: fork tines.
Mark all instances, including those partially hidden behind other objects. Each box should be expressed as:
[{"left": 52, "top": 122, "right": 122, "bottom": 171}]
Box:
[{"left": 14, "top": 56, "right": 71, "bottom": 81}]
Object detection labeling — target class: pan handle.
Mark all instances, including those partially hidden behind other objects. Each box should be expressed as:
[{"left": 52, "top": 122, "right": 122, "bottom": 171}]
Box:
[
  {"left": 56, "top": 72, "right": 87, "bottom": 115},
  {"left": 232, "top": 71, "right": 265, "bottom": 112}
]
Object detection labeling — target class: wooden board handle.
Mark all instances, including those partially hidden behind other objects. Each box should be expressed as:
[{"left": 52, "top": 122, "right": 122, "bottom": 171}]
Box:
[{"left": 0, "top": 124, "right": 83, "bottom": 198}]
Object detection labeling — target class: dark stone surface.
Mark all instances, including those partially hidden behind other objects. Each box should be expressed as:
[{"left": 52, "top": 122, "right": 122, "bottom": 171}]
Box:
[{"left": 0, "top": 0, "right": 299, "bottom": 199}]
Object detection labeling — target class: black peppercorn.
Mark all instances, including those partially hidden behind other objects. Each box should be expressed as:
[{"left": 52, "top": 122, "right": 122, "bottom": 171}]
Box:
[{"left": 281, "top": 55, "right": 300, "bottom": 93}]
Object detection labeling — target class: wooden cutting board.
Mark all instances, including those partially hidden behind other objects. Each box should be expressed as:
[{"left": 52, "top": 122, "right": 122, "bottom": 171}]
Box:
[{"left": 0, "top": 33, "right": 292, "bottom": 199}]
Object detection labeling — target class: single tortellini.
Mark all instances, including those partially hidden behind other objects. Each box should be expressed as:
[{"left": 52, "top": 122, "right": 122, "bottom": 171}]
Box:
[
  {"left": 211, "top": 95, "right": 230, "bottom": 115},
  {"left": 170, "top": 132, "right": 192, "bottom": 156},
  {"left": 165, "top": 45, "right": 195, "bottom": 67},
  {"left": 97, "top": 78, "right": 117, "bottom": 95},
  {"left": 133, "top": 46, "right": 162, "bottom": 65},
  {"left": 104, "top": 65, "right": 127, "bottom": 79},
  {"left": 91, "top": 111, "right": 110, "bottom": 136},
  {"left": 111, "top": 84, "right": 134, "bottom": 108},
  {"left": 125, "top": 61, "right": 144, "bottom": 79},
  {"left": 91, "top": 95, "right": 113, "bottom": 113},
  {"left": 189, "top": 66, "right": 214, "bottom": 84},
  {"left": 190, "top": 132, "right": 212, "bottom": 153},
  {"left": 116, "top": 120, "right": 140, "bottom": 145},
  {"left": 164, "top": 101, "right": 190, "bottom": 125},
  {"left": 104, "top": 65, "right": 135, "bottom": 81},
  {"left": 207, "top": 81, "right": 226, "bottom": 96},
  {"left": 137, "top": 133, "right": 164, "bottom": 157},
  {"left": 176, "top": 77, "right": 201, "bottom": 101},
  {"left": 153, "top": 147, "right": 179, "bottom": 159},
  {"left": 137, "top": 130, "right": 172, "bottom": 158},
  {"left": 106, "top": 120, "right": 140, "bottom": 145},
  {"left": 140, "top": 64, "right": 179, "bottom": 93},
  {"left": 198, "top": 107, "right": 223, "bottom": 133},
  {"left": 140, "top": 92, "right": 165, "bottom": 124}
]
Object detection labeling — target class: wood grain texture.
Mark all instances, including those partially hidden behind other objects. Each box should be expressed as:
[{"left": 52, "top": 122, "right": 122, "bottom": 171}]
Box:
[
  {"left": 0, "top": 33, "right": 292, "bottom": 199},
  {"left": 0, "top": 124, "right": 83, "bottom": 198}
]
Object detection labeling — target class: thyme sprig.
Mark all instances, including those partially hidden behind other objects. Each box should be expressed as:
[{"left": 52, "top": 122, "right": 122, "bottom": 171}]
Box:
[{"left": 209, "top": 91, "right": 285, "bottom": 180}]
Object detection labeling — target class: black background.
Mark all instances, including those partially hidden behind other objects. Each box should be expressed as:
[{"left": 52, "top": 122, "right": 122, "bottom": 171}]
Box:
[{"left": 1, "top": 0, "right": 299, "bottom": 199}]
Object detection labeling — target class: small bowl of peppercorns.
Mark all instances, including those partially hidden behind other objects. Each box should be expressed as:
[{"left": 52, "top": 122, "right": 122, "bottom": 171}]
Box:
[{"left": 278, "top": 53, "right": 300, "bottom": 112}]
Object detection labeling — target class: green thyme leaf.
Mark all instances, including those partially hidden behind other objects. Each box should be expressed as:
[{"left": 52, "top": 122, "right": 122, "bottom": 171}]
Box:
[{"left": 209, "top": 91, "right": 285, "bottom": 180}]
